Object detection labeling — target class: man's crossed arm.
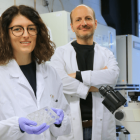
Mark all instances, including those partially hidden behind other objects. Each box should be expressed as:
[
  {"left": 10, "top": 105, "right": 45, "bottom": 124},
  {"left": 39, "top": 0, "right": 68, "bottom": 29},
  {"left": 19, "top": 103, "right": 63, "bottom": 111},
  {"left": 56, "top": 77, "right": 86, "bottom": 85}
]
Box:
[{"left": 68, "top": 66, "right": 108, "bottom": 92}]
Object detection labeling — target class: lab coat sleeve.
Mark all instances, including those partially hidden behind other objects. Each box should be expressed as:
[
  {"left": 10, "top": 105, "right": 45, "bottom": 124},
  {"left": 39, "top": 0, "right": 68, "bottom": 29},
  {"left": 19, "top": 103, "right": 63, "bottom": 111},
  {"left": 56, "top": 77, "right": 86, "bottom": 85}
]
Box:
[
  {"left": 51, "top": 47, "right": 90, "bottom": 99},
  {"left": 0, "top": 117, "right": 24, "bottom": 140},
  {"left": 81, "top": 49, "right": 119, "bottom": 88}
]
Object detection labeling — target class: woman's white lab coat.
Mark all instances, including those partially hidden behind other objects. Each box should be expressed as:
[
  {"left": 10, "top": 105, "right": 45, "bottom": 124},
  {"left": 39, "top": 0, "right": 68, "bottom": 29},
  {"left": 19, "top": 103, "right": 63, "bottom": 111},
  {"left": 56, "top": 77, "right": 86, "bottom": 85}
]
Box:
[
  {"left": 0, "top": 59, "right": 71, "bottom": 140},
  {"left": 51, "top": 41, "right": 120, "bottom": 140}
]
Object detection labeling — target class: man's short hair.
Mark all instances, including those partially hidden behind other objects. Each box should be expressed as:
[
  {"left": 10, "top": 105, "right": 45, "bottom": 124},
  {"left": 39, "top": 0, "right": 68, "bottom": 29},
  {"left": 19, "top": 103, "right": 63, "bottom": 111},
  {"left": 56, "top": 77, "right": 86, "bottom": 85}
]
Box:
[{"left": 70, "top": 5, "right": 96, "bottom": 24}]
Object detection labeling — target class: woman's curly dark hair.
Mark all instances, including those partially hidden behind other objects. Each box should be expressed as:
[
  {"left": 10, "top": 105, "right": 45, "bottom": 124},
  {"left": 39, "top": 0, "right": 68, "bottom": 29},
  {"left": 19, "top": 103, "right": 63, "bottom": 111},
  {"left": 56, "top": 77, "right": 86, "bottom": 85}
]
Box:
[{"left": 0, "top": 5, "right": 55, "bottom": 65}]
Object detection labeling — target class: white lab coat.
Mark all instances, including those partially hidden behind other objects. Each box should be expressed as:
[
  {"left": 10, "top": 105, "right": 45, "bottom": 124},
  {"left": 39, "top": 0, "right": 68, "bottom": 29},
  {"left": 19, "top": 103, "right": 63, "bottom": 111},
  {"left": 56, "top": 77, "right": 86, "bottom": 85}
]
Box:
[
  {"left": 0, "top": 59, "right": 71, "bottom": 140},
  {"left": 51, "top": 41, "right": 120, "bottom": 140}
]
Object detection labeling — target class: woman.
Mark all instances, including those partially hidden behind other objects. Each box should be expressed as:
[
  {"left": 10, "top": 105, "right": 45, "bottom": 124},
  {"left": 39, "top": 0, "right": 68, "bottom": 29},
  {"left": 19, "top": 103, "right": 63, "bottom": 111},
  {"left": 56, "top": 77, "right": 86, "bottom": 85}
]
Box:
[{"left": 0, "top": 5, "right": 71, "bottom": 140}]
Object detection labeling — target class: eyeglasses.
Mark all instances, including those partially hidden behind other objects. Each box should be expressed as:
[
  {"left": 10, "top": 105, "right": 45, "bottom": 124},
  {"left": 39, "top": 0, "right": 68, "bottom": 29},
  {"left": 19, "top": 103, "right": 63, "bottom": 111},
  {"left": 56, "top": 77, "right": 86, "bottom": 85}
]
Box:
[{"left": 9, "top": 25, "right": 39, "bottom": 37}]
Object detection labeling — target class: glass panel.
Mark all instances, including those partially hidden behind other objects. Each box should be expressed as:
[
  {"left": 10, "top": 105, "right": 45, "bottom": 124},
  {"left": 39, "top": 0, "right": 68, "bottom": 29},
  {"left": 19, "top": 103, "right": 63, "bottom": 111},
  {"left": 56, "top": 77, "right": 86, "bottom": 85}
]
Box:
[{"left": 139, "top": 0, "right": 140, "bottom": 13}]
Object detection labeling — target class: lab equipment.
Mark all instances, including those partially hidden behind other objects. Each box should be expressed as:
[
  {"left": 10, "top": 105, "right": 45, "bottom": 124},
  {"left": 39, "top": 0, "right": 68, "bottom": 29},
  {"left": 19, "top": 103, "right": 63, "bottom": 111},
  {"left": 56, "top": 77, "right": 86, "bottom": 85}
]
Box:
[
  {"left": 27, "top": 106, "right": 59, "bottom": 126},
  {"left": 116, "top": 35, "right": 140, "bottom": 85},
  {"left": 18, "top": 117, "right": 50, "bottom": 134},
  {"left": 116, "top": 35, "right": 140, "bottom": 139},
  {"left": 99, "top": 85, "right": 140, "bottom": 140},
  {"left": 99, "top": 85, "right": 126, "bottom": 114},
  {"left": 94, "top": 24, "right": 116, "bottom": 58}
]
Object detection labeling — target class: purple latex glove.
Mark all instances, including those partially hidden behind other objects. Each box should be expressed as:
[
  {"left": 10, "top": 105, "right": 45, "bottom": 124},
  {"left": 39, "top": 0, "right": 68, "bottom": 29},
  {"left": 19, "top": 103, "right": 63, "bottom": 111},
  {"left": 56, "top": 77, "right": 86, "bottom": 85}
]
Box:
[
  {"left": 51, "top": 108, "right": 64, "bottom": 125},
  {"left": 18, "top": 117, "right": 50, "bottom": 135}
]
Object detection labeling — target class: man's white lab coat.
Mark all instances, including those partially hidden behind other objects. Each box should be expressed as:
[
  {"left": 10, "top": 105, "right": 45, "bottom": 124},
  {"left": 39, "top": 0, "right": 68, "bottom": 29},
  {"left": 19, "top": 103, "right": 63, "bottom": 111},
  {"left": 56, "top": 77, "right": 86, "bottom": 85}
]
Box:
[
  {"left": 51, "top": 41, "right": 120, "bottom": 140},
  {"left": 0, "top": 59, "right": 71, "bottom": 140}
]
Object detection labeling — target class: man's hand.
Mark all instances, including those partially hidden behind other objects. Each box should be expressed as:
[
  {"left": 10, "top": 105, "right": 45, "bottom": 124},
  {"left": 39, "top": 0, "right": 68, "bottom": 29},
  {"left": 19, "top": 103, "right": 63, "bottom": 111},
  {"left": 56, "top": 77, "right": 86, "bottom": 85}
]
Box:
[
  {"left": 68, "top": 73, "right": 76, "bottom": 78},
  {"left": 89, "top": 86, "right": 99, "bottom": 92},
  {"left": 102, "top": 66, "right": 108, "bottom": 70},
  {"left": 52, "top": 108, "right": 64, "bottom": 125}
]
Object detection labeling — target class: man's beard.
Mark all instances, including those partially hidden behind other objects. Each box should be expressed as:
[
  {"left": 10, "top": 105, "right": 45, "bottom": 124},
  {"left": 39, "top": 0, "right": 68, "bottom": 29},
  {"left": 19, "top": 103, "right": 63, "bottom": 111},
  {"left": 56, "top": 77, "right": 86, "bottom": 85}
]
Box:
[
  {"left": 76, "top": 25, "right": 94, "bottom": 40},
  {"left": 76, "top": 31, "right": 94, "bottom": 40}
]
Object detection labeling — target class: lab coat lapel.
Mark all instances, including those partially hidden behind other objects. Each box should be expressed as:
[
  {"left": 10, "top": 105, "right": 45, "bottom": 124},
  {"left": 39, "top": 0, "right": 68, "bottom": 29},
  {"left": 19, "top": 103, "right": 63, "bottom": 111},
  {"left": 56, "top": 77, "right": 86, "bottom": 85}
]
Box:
[
  {"left": 94, "top": 43, "right": 105, "bottom": 70},
  {"left": 64, "top": 43, "right": 79, "bottom": 72},
  {"left": 93, "top": 43, "right": 97, "bottom": 70},
  {"left": 36, "top": 62, "right": 46, "bottom": 102},
  {"left": 8, "top": 59, "right": 36, "bottom": 101},
  {"left": 71, "top": 46, "right": 79, "bottom": 71}
]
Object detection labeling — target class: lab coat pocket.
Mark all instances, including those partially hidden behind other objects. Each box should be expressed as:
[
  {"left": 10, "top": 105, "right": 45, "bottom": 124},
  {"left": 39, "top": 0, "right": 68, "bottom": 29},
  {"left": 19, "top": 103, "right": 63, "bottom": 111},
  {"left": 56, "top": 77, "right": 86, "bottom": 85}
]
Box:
[
  {"left": 0, "top": 100, "right": 15, "bottom": 119},
  {"left": 102, "top": 111, "right": 116, "bottom": 140},
  {"left": 103, "top": 112, "right": 112, "bottom": 122}
]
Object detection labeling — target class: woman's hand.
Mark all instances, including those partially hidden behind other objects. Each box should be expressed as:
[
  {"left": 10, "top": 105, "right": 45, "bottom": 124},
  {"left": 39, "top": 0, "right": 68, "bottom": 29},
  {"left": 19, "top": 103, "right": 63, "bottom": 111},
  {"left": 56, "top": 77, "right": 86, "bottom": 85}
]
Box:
[
  {"left": 51, "top": 108, "right": 64, "bottom": 125},
  {"left": 18, "top": 117, "right": 49, "bottom": 135}
]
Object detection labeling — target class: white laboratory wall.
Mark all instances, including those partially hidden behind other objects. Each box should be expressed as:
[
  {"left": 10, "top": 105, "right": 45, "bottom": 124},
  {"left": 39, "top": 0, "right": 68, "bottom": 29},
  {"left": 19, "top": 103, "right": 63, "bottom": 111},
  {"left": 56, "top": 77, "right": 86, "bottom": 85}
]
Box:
[
  {"left": 0, "top": 0, "right": 48, "bottom": 14},
  {"left": 40, "top": 11, "right": 76, "bottom": 48},
  {"left": 0, "top": 0, "right": 81, "bottom": 15},
  {"left": 16, "top": 0, "right": 34, "bottom": 7},
  {"left": 0, "top": 0, "right": 14, "bottom": 14},
  {"left": 0, "top": 0, "right": 106, "bottom": 25}
]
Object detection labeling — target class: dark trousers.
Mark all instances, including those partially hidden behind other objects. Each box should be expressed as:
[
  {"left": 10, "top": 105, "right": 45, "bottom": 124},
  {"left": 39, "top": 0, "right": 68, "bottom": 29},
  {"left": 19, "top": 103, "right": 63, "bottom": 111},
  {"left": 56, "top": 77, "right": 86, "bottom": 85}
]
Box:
[{"left": 83, "top": 127, "right": 92, "bottom": 140}]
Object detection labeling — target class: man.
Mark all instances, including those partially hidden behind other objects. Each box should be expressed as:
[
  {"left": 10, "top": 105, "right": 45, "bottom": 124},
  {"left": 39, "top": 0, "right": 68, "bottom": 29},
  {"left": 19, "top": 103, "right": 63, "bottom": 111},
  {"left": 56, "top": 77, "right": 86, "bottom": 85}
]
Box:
[{"left": 51, "top": 4, "right": 119, "bottom": 140}]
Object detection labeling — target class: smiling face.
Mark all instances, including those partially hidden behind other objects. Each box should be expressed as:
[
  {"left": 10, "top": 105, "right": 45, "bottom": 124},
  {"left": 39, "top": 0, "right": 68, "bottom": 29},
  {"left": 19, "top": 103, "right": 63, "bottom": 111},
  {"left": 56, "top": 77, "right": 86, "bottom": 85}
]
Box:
[
  {"left": 9, "top": 14, "right": 37, "bottom": 59},
  {"left": 70, "top": 6, "right": 97, "bottom": 42}
]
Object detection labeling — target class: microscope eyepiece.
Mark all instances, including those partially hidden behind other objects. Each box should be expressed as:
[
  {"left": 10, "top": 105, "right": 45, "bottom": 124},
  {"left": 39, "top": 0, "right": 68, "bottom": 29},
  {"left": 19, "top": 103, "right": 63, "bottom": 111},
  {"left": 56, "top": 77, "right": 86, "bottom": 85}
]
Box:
[
  {"left": 99, "top": 86, "right": 108, "bottom": 96},
  {"left": 106, "top": 85, "right": 113, "bottom": 91},
  {"left": 99, "top": 85, "right": 127, "bottom": 114}
]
